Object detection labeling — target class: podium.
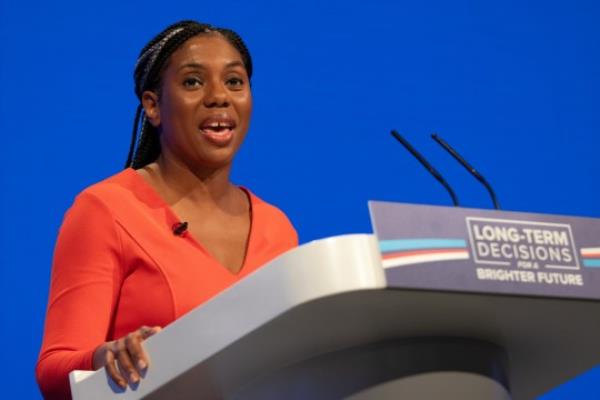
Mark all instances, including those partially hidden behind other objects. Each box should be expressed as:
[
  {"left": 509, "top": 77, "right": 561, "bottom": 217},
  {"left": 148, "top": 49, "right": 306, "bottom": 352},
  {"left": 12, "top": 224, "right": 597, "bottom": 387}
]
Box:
[{"left": 70, "top": 203, "right": 600, "bottom": 399}]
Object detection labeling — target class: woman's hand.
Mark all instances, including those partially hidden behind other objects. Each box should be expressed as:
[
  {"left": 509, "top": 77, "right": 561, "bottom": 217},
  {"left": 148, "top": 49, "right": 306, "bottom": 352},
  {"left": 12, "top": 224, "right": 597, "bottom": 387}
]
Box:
[{"left": 92, "top": 325, "right": 162, "bottom": 388}]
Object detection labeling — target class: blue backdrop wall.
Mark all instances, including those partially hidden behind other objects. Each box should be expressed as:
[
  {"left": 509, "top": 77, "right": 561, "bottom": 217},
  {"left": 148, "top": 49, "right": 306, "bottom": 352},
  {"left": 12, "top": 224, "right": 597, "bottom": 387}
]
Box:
[{"left": 1, "top": 1, "right": 599, "bottom": 398}]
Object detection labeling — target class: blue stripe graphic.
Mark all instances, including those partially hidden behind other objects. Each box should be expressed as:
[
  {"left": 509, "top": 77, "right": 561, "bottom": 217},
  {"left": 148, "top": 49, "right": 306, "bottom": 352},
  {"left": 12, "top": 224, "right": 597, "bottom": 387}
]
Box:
[
  {"left": 379, "top": 239, "right": 467, "bottom": 253},
  {"left": 583, "top": 259, "right": 600, "bottom": 267}
]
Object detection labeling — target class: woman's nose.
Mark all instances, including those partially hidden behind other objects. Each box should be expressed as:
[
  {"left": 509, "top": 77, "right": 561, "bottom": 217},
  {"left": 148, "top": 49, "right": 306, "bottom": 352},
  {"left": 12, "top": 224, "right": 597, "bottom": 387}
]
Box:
[{"left": 203, "top": 81, "right": 229, "bottom": 108}]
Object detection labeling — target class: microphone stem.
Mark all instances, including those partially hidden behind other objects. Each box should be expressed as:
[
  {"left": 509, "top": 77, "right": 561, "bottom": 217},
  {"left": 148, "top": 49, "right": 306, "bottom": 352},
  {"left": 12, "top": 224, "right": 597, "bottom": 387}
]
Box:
[
  {"left": 391, "top": 130, "right": 460, "bottom": 207},
  {"left": 479, "top": 178, "right": 500, "bottom": 210},
  {"left": 431, "top": 133, "right": 500, "bottom": 210},
  {"left": 440, "top": 179, "right": 460, "bottom": 207}
]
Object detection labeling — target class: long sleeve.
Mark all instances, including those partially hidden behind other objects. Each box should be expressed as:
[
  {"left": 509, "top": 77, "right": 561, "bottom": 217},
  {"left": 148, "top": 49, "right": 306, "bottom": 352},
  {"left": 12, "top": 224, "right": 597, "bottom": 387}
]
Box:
[{"left": 36, "top": 192, "right": 124, "bottom": 399}]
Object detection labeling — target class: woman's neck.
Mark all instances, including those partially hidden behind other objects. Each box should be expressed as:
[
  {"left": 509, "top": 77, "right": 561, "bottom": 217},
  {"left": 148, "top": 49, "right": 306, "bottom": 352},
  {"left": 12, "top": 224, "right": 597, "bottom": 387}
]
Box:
[{"left": 144, "top": 152, "right": 237, "bottom": 208}]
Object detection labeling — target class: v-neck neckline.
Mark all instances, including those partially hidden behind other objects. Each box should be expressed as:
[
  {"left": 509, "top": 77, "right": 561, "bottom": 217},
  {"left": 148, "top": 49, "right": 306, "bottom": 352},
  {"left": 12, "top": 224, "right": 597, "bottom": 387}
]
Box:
[{"left": 125, "top": 167, "right": 255, "bottom": 276}]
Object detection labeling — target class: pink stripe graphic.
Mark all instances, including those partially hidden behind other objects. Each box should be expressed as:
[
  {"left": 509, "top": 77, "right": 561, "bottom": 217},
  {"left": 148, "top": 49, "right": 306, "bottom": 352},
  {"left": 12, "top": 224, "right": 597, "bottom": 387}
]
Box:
[{"left": 382, "top": 248, "right": 467, "bottom": 260}]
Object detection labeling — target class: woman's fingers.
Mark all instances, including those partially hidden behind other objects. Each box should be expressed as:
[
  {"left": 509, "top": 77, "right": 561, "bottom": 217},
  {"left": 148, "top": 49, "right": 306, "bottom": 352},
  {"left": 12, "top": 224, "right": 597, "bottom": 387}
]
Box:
[
  {"left": 126, "top": 330, "right": 148, "bottom": 371},
  {"left": 140, "top": 325, "right": 162, "bottom": 339},
  {"left": 115, "top": 339, "right": 140, "bottom": 384},
  {"left": 104, "top": 344, "right": 127, "bottom": 389},
  {"left": 97, "top": 325, "right": 163, "bottom": 388}
]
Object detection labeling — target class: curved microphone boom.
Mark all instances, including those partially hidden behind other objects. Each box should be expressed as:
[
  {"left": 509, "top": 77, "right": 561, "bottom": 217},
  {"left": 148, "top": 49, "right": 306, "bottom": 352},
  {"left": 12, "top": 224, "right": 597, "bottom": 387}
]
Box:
[
  {"left": 431, "top": 133, "right": 500, "bottom": 210},
  {"left": 390, "top": 130, "right": 460, "bottom": 207}
]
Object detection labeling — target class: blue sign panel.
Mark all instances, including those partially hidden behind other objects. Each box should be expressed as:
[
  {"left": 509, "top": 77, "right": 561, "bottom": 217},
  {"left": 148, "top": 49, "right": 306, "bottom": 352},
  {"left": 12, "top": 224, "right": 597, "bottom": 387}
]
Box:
[{"left": 369, "top": 201, "right": 600, "bottom": 300}]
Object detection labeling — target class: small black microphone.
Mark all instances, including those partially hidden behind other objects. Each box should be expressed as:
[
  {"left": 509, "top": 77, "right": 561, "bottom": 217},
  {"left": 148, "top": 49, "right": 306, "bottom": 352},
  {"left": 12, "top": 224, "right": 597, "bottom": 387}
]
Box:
[
  {"left": 172, "top": 221, "right": 189, "bottom": 236},
  {"left": 431, "top": 133, "right": 500, "bottom": 209},
  {"left": 390, "top": 130, "right": 460, "bottom": 207}
]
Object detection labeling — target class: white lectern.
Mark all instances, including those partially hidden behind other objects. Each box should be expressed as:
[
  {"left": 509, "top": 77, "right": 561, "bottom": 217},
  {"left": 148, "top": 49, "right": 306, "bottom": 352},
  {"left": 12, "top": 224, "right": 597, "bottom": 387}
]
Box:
[{"left": 70, "top": 202, "right": 600, "bottom": 399}]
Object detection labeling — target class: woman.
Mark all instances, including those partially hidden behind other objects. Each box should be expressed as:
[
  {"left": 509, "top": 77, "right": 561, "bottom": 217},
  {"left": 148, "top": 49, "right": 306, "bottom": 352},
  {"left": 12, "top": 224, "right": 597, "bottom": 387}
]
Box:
[{"left": 36, "top": 20, "right": 298, "bottom": 399}]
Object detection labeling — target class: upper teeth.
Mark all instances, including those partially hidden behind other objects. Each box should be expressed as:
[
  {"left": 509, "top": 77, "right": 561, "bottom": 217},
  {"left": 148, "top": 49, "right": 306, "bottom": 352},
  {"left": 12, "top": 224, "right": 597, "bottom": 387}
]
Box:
[{"left": 207, "top": 121, "right": 229, "bottom": 128}]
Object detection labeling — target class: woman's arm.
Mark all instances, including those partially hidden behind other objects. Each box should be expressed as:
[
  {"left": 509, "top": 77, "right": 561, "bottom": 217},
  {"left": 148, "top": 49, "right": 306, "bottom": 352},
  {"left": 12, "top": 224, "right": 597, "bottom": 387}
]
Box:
[{"left": 36, "top": 192, "right": 124, "bottom": 399}]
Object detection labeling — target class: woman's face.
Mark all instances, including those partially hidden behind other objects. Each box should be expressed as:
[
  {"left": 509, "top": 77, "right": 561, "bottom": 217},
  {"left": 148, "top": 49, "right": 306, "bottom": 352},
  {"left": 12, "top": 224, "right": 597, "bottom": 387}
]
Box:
[{"left": 143, "top": 34, "right": 252, "bottom": 170}]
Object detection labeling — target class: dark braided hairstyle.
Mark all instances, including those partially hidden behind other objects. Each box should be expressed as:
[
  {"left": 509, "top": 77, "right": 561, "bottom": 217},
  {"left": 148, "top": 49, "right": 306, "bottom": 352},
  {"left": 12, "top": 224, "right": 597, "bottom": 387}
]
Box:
[{"left": 125, "top": 20, "right": 253, "bottom": 169}]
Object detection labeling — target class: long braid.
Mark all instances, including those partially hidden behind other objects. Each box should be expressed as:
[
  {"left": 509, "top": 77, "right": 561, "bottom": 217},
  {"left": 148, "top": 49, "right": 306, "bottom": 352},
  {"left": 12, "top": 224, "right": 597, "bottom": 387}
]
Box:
[
  {"left": 125, "top": 104, "right": 143, "bottom": 168},
  {"left": 125, "top": 20, "right": 253, "bottom": 169},
  {"left": 131, "top": 118, "right": 161, "bottom": 169}
]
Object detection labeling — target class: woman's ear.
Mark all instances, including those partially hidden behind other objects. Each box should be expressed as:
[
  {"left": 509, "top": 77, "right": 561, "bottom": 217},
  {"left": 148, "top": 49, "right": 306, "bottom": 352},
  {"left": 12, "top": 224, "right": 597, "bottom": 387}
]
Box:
[{"left": 142, "top": 91, "right": 161, "bottom": 127}]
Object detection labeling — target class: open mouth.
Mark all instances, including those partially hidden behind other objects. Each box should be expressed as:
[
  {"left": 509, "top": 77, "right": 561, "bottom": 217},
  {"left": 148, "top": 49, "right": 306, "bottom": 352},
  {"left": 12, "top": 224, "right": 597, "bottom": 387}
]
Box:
[
  {"left": 199, "top": 117, "right": 236, "bottom": 145},
  {"left": 200, "top": 120, "right": 235, "bottom": 134}
]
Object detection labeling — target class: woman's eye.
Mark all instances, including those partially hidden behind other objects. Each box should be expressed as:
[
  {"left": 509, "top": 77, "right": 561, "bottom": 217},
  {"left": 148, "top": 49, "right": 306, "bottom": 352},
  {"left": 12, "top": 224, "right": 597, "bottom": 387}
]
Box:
[
  {"left": 226, "top": 77, "right": 244, "bottom": 88},
  {"left": 183, "top": 77, "right": 202, "bottom": 88}
]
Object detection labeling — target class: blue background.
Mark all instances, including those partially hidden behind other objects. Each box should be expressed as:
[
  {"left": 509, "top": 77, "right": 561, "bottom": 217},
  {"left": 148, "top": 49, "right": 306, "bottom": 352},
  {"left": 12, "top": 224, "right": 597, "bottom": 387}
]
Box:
[{"left": 1, "top": 0, "right": 598, "bottom": 398}]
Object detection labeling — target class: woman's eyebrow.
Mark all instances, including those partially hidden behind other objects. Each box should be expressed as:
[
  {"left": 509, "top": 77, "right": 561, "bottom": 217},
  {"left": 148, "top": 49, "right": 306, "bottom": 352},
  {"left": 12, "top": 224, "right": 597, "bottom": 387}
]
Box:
[
  {"left": 178, "top": 60, "right": 245, "bottom": 72},
  {"left": 225, "top": 61, "right": 244, "bottom": 69},
  {"left": 178, "top": 62, "right": 206, "bottom": 71}
]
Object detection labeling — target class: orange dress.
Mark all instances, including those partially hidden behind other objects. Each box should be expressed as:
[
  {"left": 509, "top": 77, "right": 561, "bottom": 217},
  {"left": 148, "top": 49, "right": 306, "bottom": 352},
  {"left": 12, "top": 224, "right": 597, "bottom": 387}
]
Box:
[{"left": 36, "top": 169, "right": 298, "bottom": 399}]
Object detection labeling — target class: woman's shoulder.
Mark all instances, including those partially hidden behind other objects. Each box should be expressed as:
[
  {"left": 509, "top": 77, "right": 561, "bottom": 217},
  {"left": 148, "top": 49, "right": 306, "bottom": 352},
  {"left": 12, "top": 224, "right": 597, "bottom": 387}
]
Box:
[
  {"left": 69, "top": 168, "right": 155, "bottom": 220},
  {"left": 244, "top": 188, "right": 290, "bottom": 220},
  {"left": 244, "top": 188, "right": 298, "bottom": 244},
  {"left": 79, "top": 168, "right": 141, "bottom": 198}
]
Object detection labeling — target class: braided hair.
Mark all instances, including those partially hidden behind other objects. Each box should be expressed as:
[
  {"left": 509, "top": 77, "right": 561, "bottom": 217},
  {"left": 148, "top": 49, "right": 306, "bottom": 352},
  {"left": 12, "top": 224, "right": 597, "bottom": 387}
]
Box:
[{"left": 125, "top": 20, "right": 253, "bottom": 169}]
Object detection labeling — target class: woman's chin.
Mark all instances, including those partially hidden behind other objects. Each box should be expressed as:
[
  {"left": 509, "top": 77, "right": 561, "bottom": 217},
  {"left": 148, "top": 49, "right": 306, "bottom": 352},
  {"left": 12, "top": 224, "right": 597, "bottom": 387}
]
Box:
[{"left": 187, "top": 149, "right": 237, "bottom": 171}]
